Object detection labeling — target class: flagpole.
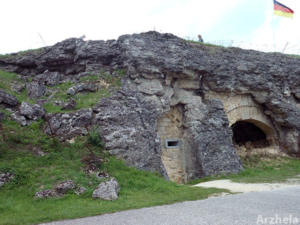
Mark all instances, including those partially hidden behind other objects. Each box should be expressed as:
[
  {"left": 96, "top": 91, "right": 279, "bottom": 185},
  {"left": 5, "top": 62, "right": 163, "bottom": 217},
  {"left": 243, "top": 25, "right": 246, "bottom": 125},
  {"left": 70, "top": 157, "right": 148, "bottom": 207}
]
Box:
[{"left": 272, "top": 2, "right": 277, "bottom": 52}]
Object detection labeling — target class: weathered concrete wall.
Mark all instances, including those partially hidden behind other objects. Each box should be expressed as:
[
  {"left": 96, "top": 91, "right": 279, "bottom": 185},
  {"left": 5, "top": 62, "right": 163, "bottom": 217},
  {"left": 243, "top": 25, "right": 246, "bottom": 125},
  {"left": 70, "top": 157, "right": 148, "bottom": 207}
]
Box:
[{"left": 157, "top": 106, "right": 187, "bottom": 183}]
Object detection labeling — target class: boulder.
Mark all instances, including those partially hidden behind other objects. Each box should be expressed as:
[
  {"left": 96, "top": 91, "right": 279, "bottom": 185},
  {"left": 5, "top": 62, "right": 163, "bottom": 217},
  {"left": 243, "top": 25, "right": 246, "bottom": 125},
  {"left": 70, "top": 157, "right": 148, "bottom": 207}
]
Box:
[
  {"left": 92, "top": 178, "right": 120, "bottom": 201},
  {"left": 67, "top": 83, "right": 98, "bottom": 96},
  {"left": 0, "top": 172, "right": 14, "bottom": 187},
  {"left": 26, "top": 81, "right": 46, "bottom": 98},
  {"left": 75, "top": 186, "right": 87, "bottom": 195},
  {"left": 11, "top": 112, "right": 27, "bottom": 126},
  {"left": 34, "top": 71, "right": 63, "bottom": 86},
  {"left": 54, "top": 180, "right": 75, "bottom": 194},
  {"left": 0, "top": 89, "right": 18, "bottom": 106},
  {"left": 20, "top": 102, "right": 45, "bottom": 120},
  {"left": 11, "top": 83, "right": 25, "bottom": 93},
  {"left": 44, "top": 109, "right": 93, "bottom": 139}
]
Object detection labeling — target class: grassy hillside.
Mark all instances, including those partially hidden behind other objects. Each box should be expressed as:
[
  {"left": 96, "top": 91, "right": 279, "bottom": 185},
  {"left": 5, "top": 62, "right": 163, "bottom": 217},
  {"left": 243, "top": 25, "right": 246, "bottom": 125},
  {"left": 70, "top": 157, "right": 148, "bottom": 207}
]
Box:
[{"left": 0, "top": 116, "right": 225, "bottom": 225}]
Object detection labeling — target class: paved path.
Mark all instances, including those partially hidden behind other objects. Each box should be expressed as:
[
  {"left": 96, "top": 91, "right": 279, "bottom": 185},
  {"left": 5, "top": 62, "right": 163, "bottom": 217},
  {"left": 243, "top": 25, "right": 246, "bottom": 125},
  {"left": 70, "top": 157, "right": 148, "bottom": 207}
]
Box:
[
  {"left": 194, "top": 179, "right": 300, "bottom": 193},
  {"left": 42, "top": 186, "right": 300, "bottom": 225}
]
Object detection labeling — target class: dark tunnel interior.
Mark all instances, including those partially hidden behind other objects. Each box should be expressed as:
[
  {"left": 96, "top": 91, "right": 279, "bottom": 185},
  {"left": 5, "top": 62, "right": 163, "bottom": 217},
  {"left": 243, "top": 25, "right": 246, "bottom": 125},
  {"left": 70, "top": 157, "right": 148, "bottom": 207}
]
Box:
[{"left": 231, "top": 121, "right": 269, "bottom": 147}]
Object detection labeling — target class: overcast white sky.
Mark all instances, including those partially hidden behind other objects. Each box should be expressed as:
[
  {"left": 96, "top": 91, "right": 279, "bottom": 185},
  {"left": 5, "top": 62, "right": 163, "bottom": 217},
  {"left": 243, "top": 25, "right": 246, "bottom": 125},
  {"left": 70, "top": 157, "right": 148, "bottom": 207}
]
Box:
[{"left": 1, "top": 0, "right": 300, "bottom": 54}]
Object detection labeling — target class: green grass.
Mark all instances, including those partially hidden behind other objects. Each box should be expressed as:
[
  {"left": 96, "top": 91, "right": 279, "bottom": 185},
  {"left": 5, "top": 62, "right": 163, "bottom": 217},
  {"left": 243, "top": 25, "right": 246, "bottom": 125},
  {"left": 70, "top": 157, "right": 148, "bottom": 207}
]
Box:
[
  {"left": 43, "top": 71, "right": 124, "bottom": 113},
  {"left": 0, "top": 48, "right": 44, "bottom": 60},
  {"left": 185, "top": 40, "right": 224, "bottom": 48},
  {"left": 0, "top": 69, "right": 124, "bottom": 113},
  {"left": 0, "top": 118, "right": 225, "bottom": 225},
  {"left": 189, "top": 155, "right": 300, "bottom": 185},
  {"left": 0, "top": 70, "right": 34, "bottom": 104}
]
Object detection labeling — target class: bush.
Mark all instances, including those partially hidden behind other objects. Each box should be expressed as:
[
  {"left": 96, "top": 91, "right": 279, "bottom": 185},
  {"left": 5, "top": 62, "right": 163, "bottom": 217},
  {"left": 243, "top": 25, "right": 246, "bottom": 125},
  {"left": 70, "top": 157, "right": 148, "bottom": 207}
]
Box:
[{"left": 87, "top": 127, "right": 103, "bottom": 148}]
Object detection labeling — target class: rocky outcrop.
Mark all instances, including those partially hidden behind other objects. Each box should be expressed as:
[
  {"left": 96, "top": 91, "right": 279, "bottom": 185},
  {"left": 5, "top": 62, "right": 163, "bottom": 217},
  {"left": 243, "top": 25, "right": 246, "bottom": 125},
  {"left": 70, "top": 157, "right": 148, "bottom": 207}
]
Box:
[
  {"left": 92, "top": 178, "right": 120, "bottom": 201},
  {"left": 67, "top": 83, "right": 98, "bottom": 96},
  {"left": 26, "top": 81, "right": 46, "bottom": 98},
  {"left": 20, "top": 102, "right": 45, "bottom": 120},
  {"left": 1, "top": 31, "right": 299, "bottom": 181},
  {"left": 44, "top": 109, "right": 93, "bottom": 139},
  {"left": 0, "top": 89, "right": 18, "bottom": 107},
  {"left": 93, "top": 86, "right": 167, "bottom": 176}
]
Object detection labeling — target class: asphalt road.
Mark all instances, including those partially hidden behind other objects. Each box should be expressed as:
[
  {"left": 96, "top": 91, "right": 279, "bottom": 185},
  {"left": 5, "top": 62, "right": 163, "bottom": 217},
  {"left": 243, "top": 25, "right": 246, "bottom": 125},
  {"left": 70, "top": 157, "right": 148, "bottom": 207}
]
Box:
[{"left": 42, "top": 186, "right": 300, "bottom": 225}]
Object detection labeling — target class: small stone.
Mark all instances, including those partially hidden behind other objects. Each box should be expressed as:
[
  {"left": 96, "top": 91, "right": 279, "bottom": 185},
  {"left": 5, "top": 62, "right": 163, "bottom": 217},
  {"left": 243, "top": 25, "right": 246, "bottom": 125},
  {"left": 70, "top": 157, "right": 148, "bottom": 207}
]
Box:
[
  {"left": 75, "top": 186, "right": 87, "bottom": 195},
  {"left": 34, "top": 189, "right": 57, "bottom": 199},
  {"left": 92, "top": 178, "right": 120, "bottom": 201},
  {"left": 54, "top": 180, "right": 75, "bottom": 194},
  {"left": 67, "top": 83, "right": 98, "bottom": 96},
  {"left": 11, "top": 112, "right": 27, "bottom": 126}
]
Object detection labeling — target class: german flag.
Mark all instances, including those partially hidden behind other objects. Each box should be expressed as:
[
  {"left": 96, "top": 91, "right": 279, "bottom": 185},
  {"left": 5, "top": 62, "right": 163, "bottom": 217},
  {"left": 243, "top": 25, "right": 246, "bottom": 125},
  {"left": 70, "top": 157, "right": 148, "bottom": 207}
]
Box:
[{"left": 274, "top": 0, "right": 294, "bottom": 18}]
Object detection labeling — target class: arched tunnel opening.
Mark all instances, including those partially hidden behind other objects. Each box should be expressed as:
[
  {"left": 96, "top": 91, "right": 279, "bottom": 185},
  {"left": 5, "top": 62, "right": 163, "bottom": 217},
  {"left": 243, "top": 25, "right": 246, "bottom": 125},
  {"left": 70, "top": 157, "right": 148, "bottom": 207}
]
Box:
[{"left": 231, "top": 121, "right": 270, "bottom": 148}]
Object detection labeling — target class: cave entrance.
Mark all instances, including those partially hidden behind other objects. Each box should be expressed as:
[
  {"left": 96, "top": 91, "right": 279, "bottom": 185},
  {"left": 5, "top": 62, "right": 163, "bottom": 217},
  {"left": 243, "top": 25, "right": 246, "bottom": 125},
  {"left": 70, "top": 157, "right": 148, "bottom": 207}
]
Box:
[{"left": 231, "top": 121, "right": 270, "bottom": 147}]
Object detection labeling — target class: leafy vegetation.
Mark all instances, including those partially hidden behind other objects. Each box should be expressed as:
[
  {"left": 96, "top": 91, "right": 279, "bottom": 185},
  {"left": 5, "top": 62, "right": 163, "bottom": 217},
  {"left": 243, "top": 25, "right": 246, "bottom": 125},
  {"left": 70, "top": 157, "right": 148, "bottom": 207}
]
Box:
[{"left": 0, "top": 117, "right": 225, "bottom": 225}]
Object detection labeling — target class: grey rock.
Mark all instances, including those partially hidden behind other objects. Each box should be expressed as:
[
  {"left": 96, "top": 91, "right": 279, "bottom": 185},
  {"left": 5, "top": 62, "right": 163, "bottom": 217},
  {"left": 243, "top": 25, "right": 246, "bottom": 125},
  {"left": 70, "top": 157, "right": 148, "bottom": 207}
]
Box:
[
  {"left": 75, "top": 186, "right": 87, "bottom": 195},
  {"left": 0, "top": 111, "right": 4, "bottom": 121},
  {"left": 0, "top": 89, "right": 18, "bottom": 106},
  {"left": 34, "top": 71, "right": 63, "bottom": 86},
  {"left": 26, "top": 81, "right": 46, "bottom": 98},
  {"left": 0, "top": 172, "right": 14, "bottom": 187},
  {"left": 44, "top": 109, "right": 93, "bottom": 139},
  {"left": 54, "top": 180, "right": 75, "bottom": 194},
  {"left": 11, "top": 83, "right": 25, "bottom": 93},
  {"left": 67, "top": 83, "right": 98, "bottom": 96},
  {"left": 93, "top": 86, "right": 167, "bottom": 176},
  {"left": 11, "top": 112, "right": 27, "bottom": 126},
  {"left": 20, "top": 102, "right": 45, "bottom": 120},
  {"left": 34, "top": 189, "right": 58, "bottom": 199},
  {"left": 92, "top": 178, "right": 120, "bottom": 201}
]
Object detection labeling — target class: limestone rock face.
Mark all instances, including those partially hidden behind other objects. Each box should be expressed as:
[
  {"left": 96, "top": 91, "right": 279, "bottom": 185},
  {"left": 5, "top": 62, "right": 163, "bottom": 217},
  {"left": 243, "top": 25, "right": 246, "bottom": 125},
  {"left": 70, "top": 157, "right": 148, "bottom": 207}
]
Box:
[
  {"left": 1, "top": 31, "right": 299, "bottom": 181},
  {"left": 93, "top": 86, "right": 167, "bottom": 176},
  {"left": 92, "top": 178, "right": 120, "bottom": 201},
  {"left": 44, "top": 109, "right": 93, "bottom": 140}
]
